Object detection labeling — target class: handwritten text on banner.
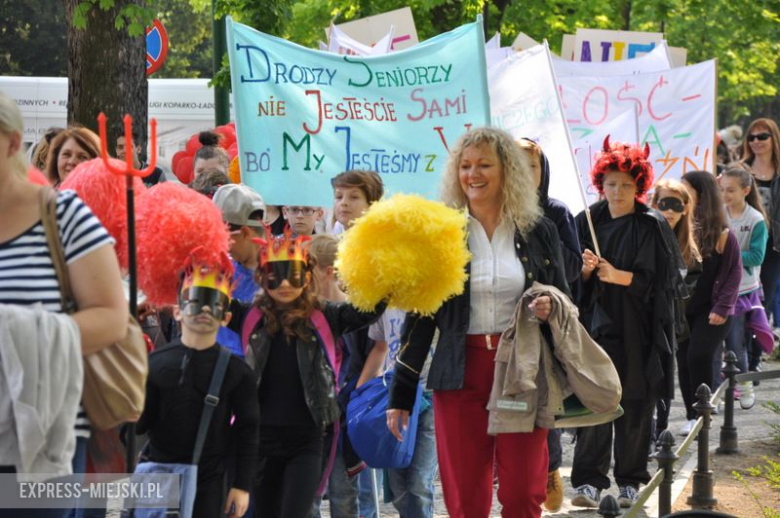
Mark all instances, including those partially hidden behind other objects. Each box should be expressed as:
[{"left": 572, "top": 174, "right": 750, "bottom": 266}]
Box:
[
  {"left": 558, "top": 60, "right": 717, "bottom": 187},
  {"left": 227, "top": 17, "right": 490, "bottom": 206}
]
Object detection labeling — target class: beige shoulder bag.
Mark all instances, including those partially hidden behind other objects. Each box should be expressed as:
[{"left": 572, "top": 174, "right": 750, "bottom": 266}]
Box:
[{"left": 40, "top": 187, "right": 148, "bottom": 431}]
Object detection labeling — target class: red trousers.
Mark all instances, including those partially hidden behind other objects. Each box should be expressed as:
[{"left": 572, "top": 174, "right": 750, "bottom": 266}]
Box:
[{"left": 433, "top": 337, "right": 549, "bottom": 518}]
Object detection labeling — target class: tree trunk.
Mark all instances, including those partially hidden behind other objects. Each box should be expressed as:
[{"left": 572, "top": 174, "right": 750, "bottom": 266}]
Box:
[{"left": 62, "top": 0, "right": 148, "bottom": 161}]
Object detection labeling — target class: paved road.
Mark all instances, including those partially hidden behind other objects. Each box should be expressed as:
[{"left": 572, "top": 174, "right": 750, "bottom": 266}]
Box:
[{"left": 106, "top": 361, "right": 779, "bottom": 517}]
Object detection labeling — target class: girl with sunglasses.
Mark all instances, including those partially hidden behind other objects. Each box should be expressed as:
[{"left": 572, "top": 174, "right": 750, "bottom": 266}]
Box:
[
  {"left": 742, "top": 119, "right": 780, "bottom": 330},
  {"left": 680, "top": 171, "right": 742, "bottom": 415},
  {"left": 228, "top": 230, "right": 384, "bottom": 518},
  {"left": 651, "top": 180, "right": 706, "bottom": 435}
]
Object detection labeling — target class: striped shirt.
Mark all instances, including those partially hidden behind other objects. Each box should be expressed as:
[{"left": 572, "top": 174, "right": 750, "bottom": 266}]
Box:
[{"left": 0, "top": 189, "right": 114, "bottom": 438}]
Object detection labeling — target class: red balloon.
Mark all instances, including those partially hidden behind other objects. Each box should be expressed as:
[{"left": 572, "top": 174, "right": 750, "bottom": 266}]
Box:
[
  {"left": 215, "top": 125, "right": 236, "bottom": 147},
  {"left": 185, "top": 135, "right": 202, "bottom": 155},
  {"left": 227, "top": 143, "right": 238, "bottom": 160},
  {"left": 171, "top": 150, "right": 187, "bottom": 173},
  {"left": 174, "top": 156, "right": 194, "bottom": 184},
  {"left": 27, "top": 166, "right": 51, "bottom": 186}
]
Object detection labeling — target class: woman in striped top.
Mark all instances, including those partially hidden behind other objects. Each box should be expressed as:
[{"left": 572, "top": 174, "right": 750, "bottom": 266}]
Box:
[{"left": 0, "top": 92, "right": 127, "bottom": 502}]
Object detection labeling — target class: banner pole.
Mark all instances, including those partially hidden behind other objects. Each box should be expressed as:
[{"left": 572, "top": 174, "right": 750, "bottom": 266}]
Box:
[{"left": 545, "top": 40, "right": 601, "bottom": 257}]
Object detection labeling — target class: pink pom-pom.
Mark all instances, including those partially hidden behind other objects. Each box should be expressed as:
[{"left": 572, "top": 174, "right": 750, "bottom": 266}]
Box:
[
  {"left": 59, "top": 158, "right": 146, "bottom": 269},
  {"left": 136, "top": 183, "right": 230, "bottom": 305}
]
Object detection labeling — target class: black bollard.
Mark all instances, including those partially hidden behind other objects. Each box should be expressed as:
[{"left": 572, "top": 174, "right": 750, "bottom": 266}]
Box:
[
  {"left": 716, "top": 351, "right": 741, "bottom": 455},
  {"left": 655, "top": 429, "right": 678, "bottom": 516},
  {"left": 598, "top": 494, "right": 622, "bottom": 517},
  {"left": 688, "top": 383, "right": 717, "bottom": 509}
]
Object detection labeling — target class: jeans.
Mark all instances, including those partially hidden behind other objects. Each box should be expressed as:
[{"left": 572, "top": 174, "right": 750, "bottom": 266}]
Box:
[
  {"left": 358, "top": 469, "right": 382, "bottom": 518},
  {"left": 310, "top": 444, "right": 359, "bottom": 518},
  {"left": 387, "top": 403, "right": 437, "bottom": 518},
  {"left": 70, "top": 436, "right": 107, "bottom": 518},
  {"left": 723, "top": 312, "right": 750, "bottom": 380}
]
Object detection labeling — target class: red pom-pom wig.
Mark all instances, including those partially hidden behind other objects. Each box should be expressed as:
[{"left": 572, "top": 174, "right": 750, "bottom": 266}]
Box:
[
  {"left": 590, "top": 137, "right": 654, "bottom": 202},
  {"left": 59, "top": 158, "right": 146, "bottom": 269},
  {"left": 136, "top": 183, "right": 231, "bottom": 305}
]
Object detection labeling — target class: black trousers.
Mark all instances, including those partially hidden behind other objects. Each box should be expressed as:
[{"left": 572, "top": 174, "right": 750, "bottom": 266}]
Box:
[
  {"left": 571, "top": 396, "right": 656, "bottom": 490},
  {"left": 193, "top": 470, "right": 227, "bottom": 518},
  {"left": 761, "top": 246, "right": 780, "bottom": 323},
  {"left": 678, "top": 313, "right": 732, "bottom": 420},
  {"left": 547, "top": 428, "right": 563, "bottom": 472},
  {"left": 255, "top": 426, "right": 323, "bottom": 518}
]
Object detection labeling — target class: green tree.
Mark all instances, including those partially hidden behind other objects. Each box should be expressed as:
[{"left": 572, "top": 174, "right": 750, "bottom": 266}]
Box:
[
  {"left": 0, "top": 0, "right": 68, "bottom": 76},
  {"left": 153, "top": 0, "right": 213, "bottom": 78},
  {"left": 63, "top": 0, "right": 155, "bottom": 155}
]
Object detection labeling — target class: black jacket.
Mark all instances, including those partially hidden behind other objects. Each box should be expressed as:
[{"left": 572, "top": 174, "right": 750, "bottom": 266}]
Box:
[
  {"left": 389, "top": 217, "right": 571, "bottom": 411},
  {"left": 234, "top": 301, "right": 383, "bottom": 430},
  {"left": 536, "top": 145, "right": 582, "bottom": 284}
]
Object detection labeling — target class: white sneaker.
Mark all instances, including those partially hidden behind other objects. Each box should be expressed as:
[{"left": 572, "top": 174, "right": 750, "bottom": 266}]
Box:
[
  {"left": 618, "top": 485, "right": 640, "bottom": 508},
  {"left": 679, "top": 419, "right": 696, "bottom": 436},
  {"left": 740, "top": 382, "right": 756, "bottom": 410},
  {"left": 571, "top": 484, "right": 601, "bottom": 507}
]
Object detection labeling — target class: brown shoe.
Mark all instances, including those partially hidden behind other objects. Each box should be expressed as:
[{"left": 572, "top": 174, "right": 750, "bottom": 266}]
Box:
[{"left": 544, "top": 469, "right": 564, "bottom": 512}]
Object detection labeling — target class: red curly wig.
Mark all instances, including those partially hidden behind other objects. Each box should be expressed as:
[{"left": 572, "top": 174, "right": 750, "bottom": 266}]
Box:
[{"left": 590, "top": 137, "right": 654, "bottom": 201}]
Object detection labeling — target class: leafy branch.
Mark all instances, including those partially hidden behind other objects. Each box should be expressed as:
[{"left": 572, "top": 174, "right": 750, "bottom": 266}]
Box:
[{"left": 73, "top": 0, "right": 158, "bottom": 36}]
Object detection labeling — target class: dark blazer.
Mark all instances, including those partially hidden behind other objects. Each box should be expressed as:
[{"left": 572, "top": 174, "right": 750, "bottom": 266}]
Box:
[{"left": 389, "top": 217, "right": 571, "bottom": 411}]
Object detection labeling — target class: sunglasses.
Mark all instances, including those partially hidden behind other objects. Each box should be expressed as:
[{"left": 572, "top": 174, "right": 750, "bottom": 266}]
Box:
[
  {"left": 179, "top": 287, "right": 229, "bottom": 320},
  {"left": 262, "top": 260, "right": 307, "bottom": 289},
  {"left": 748, "top": 132, "right": 772, "bottom": 142},
  {"left": 657, "top": 197, "right": 685, "bottom": 214}
]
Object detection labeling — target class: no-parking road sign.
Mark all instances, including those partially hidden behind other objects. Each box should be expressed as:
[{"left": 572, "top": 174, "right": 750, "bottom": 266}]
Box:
[{"left": 146, "top": 19, "right": 169, "bottom": 75}]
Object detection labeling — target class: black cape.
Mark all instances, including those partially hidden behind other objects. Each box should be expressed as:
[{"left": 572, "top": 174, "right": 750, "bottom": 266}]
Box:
[{"left": 575, "top": 200, "right": 685, "bottom": 401}]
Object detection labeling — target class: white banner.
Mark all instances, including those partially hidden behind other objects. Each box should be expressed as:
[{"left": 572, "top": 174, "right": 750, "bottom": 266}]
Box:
[
  {"left": 559, "top": 60, "right": 717, "bottom": 187},
  {"left": 552, "top": 41, "right": 672, "bottom": 77},
  {"left": 573, "top": 108, "right": 640, "bottom": 203},
  {"left": 489, "top": 44, "right": 585, "bottom": 213}
]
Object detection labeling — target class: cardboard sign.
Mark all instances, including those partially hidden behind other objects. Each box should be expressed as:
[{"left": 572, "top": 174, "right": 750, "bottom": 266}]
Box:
[
  {"left": 574, "top": 28, "right": 663, "bottom": 62},
  {"left": 331, "top": 7, "right": 419, "bottom": 52},
  {"left": 228, "top": 17, "right": 490, "bottom": 206},
  {"left": 553, "top": 41, "right": 672, "bottom": 77}
]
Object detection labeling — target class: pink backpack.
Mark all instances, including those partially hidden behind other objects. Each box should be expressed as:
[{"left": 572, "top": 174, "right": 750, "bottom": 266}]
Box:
[{"left": 241, "top": 307, "right": 342, "bottom": 389}]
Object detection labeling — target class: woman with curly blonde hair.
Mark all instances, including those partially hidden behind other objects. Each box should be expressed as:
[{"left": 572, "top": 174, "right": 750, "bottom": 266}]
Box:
[{"left": 388, "top": 127, "right": 570, "bottom": 518}]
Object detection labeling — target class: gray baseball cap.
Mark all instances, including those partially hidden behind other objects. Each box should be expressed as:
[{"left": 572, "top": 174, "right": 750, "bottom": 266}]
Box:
[{"left": 212, "top": 184, "right": 266, "bottom": 228}]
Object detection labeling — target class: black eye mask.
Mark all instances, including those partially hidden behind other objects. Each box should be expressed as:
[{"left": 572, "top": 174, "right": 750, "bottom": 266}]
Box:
[
  {"left": 657, "top": 197, "right": 684, "bottom": 214},
  {"left": 179, "top": 287, "right": 229, "bottom": 320},
  {"left": 262, "top": 260, "right": 307, "bottom": 289}
]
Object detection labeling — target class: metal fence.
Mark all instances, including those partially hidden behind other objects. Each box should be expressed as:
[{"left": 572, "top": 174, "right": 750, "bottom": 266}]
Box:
[{"left": 594, "top": 351, "right": 780, "bottom": 518}]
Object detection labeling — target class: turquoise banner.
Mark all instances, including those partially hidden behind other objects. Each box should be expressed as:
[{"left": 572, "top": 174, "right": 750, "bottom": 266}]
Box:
[{"left": 227, "top": 17, "right": 490, "bottom": 206}]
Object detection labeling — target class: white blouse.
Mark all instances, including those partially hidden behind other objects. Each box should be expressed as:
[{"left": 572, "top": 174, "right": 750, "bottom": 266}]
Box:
[{"left": 467, "top": 217, "right": 526, "bottom": 335}]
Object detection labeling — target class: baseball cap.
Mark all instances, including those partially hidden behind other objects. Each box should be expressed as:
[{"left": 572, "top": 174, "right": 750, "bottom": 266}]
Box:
[{"left": 212, "top": 184, "right": 266, "bottom": 228}]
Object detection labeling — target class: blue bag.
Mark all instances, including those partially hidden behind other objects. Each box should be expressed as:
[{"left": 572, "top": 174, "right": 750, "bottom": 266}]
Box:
[{"left": 346, "top": 371, "right": 423, "bottom": 469}]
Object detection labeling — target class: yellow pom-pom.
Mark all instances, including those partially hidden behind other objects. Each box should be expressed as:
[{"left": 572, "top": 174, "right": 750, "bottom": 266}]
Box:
[{"left": 336, "top": 194, "right": 470, "bottom": 316}]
